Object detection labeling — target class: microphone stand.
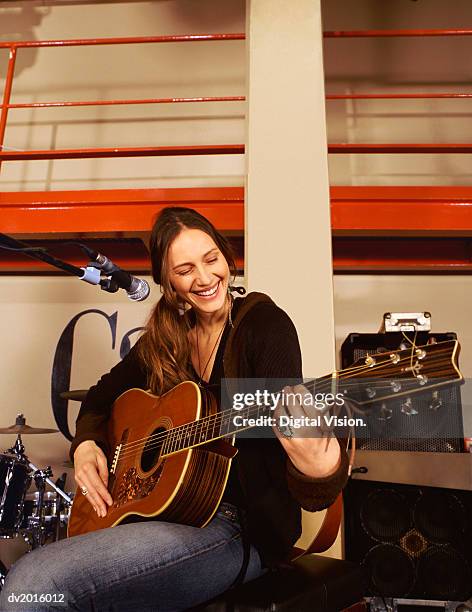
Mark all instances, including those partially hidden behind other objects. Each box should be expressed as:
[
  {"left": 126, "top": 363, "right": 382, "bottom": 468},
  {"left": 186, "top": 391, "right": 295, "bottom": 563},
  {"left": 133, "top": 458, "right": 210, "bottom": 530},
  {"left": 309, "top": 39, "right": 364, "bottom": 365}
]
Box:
[
  {"left": 0, "top": 233, "right": 117, "bottom": 292},
  {"left": 0, "top": 233, "right": 85, "bottom": 277}
]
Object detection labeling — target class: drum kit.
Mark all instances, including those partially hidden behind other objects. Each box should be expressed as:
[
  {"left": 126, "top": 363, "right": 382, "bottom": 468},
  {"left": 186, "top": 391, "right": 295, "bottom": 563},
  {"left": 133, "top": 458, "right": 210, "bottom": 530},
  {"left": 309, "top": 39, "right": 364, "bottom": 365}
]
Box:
[{"left": 0, "top": 390, "right": 87, "bottom": 590}]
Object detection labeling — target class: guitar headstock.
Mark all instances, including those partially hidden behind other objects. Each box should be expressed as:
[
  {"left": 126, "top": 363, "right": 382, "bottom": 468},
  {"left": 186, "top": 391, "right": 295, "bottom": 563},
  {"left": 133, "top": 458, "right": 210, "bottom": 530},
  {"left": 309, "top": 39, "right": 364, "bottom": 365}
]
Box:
[{"left": 339, "top": 339, "right": 463, "bottom": 406}]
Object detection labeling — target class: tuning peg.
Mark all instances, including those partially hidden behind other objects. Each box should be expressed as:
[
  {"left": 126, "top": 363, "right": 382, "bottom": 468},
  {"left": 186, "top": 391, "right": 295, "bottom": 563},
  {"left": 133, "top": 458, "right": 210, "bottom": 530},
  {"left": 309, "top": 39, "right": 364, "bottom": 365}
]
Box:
[
  {"left": 390, "top": 381, "right": 401, "bottom": 393},
  {"left": 378, "top": 402, "right": 393, "bottom": 421},
  {"left": 366, "top": 387, "right": 376, "bottom": 399},
  {"left": 400, "top": 397, "right": 418, "bottom": 416},
  {"left": 417, "top": 374, "right": 428, "bottom": 386},
  {"left": 429, "top": 390, "right": 443, "bottom": 411}
]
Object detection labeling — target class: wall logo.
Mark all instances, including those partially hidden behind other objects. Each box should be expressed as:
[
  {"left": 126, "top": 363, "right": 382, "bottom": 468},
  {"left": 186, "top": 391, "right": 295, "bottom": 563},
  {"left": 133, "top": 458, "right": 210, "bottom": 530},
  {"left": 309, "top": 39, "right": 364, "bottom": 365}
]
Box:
[{"left": 51, "top": 309, "right": 143, "bottom": 440}]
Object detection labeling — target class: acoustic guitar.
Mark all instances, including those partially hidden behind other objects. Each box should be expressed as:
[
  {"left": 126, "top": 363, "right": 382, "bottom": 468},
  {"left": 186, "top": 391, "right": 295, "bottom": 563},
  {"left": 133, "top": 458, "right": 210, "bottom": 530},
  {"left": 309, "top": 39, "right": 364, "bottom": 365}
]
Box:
[{"left": 68, "top": 339, "right": 462, "bottom": 538}]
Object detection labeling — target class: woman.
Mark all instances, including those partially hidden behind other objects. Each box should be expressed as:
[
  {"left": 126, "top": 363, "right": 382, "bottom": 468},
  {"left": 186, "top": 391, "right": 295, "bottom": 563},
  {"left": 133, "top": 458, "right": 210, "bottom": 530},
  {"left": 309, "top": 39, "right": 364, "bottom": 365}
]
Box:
[{"left": 0, "top": 207, "right": 349, "bottom": 611}]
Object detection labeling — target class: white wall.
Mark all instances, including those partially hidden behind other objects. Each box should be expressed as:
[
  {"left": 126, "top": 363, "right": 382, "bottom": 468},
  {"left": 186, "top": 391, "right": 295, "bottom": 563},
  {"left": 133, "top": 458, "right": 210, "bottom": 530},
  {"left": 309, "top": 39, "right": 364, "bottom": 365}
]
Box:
[
  {"left": 0, "top": 0, "right": 245, "bottom": 190},
  {"left": 0, "top": 276, "right": 152, "bottom": 470},
  {"left": 322, "top": 0, "right": 472, "bottom": 186},
  {"left": 0, "top": 275, "right": 151, "bottom": 565}
]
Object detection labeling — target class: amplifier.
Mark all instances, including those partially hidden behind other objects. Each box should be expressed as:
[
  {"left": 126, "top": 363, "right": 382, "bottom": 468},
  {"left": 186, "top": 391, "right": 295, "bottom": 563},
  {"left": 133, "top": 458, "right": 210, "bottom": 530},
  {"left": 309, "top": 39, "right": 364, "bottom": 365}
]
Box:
[
  {"left": 344, "top": 478, "right": 472, "bottom": 602},
  {"left": 340, "top": 332, "right": 464, "bottom": 452}
]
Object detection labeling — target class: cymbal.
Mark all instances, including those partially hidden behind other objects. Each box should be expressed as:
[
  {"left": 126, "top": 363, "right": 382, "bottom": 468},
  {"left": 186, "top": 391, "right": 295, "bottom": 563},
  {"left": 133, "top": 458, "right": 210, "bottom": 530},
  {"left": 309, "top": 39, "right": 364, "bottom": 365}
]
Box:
[
  {"left": 0, "top": 424, "right": 59, "bottom": 435},
  {"left": 60, "top": 390, "right": 88, "bottom": 402}
]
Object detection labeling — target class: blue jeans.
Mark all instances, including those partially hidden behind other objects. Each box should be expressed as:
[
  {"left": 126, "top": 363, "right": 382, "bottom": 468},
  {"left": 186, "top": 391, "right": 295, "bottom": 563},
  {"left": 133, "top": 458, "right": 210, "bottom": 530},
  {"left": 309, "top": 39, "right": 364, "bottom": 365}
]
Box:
[{"left": 0, "top": 503, "right": 265, "bottom": 612}]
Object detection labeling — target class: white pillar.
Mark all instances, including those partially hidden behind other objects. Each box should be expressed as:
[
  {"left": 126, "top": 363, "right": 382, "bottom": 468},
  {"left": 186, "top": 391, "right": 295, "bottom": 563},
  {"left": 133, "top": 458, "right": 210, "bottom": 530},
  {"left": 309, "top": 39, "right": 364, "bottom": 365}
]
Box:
[{"left": 246, "top": 0, "right": 340, "bottom": 557}]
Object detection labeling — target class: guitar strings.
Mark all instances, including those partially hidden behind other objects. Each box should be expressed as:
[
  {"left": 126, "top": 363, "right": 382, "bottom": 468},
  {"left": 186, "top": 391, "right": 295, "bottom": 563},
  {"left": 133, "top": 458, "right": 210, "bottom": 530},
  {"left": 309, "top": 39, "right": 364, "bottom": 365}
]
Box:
[
  {"left": 114, "top": 349, "right": 456, "bottom": 462},
  {"left": 329, "top": 329, "right": 420, "bottom": 376},
  {"left": 117, "top": 369, "right": 457, "bottom": 465},
  {"left": 113, "top": 346, "right": 457, "bottom": 463},
  {"left": 114, "top": 345, "right": 456, "bottom": 459},
  {"left": 116, "top": 375, "right": 456, "bottom": 465},
  {"left": 112, "top": 338, "right": 456, "bottom": 456}
]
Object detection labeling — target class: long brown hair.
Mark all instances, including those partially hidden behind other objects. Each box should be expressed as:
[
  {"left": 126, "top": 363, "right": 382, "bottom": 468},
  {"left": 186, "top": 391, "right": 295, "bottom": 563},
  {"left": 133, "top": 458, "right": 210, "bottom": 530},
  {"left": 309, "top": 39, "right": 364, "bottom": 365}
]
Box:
[{"left": 137, "top": 207, "right": 237, "bottom": 394}]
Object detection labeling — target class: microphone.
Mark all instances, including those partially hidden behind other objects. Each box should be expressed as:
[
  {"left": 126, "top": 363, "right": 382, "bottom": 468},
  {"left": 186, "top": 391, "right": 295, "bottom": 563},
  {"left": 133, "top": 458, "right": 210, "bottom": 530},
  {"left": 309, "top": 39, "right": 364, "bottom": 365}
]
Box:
[
  {"left": 104, "top": 267, "right": 151, "bottom": 302},
  {"left": 82, "top": 247, "right": 150, "bottom": 302}
]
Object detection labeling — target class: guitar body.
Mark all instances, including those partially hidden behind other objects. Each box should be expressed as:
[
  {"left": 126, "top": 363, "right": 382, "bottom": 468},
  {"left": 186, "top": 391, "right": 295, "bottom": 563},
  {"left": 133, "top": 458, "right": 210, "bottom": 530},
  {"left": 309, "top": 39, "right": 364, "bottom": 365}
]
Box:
[
  {"left": 68, "top": 339, "right": 464, "bottom": 539},
  {"left": 68, "top": 382, "right": 235, "bottom": 538}
]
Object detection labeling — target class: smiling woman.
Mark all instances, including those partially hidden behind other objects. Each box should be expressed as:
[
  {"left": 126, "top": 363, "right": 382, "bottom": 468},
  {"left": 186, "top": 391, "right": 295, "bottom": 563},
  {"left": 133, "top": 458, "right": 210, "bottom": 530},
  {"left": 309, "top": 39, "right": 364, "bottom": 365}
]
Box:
[
  {"left": 168, "top": 227, "right": 232, "bottom": 384},
  {"left": 137, "top": 208, "right": 239, "bottom": 394},
  {"left": 0, "top": 207, "right": 349, "bottom": 612}
]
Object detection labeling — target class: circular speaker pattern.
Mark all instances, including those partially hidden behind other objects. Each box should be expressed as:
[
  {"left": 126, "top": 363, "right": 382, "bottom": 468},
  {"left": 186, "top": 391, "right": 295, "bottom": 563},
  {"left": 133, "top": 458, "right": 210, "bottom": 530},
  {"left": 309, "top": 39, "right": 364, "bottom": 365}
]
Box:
[
  {"left": 364, "top": 544, "right": 416, "bottom": 597},
  {"left": 400, "top": 528, "right": 428, "bottom": 558},
  {"left": 414, "top": 489, "right": 466, "bottom": 544},
  {"left": 417, "top": 545, "right": 471, "bottom": 601},
  {"left": 361, "top": 489, "right": 412, "bottom": 543}
]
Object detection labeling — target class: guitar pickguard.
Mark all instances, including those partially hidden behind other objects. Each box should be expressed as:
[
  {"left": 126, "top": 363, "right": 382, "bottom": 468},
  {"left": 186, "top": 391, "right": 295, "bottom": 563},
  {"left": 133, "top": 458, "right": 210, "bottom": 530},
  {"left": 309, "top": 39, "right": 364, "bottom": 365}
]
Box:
[{"left": 114, "top": 462, "right": 165, "bottom": 508}]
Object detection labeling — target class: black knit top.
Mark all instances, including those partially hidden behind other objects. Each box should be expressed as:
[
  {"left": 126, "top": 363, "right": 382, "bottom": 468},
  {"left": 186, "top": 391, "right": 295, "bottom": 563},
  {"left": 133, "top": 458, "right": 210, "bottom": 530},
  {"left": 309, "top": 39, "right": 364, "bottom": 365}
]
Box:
[{"left": 70, "top": 294, "right": 349, "bottom": 566}]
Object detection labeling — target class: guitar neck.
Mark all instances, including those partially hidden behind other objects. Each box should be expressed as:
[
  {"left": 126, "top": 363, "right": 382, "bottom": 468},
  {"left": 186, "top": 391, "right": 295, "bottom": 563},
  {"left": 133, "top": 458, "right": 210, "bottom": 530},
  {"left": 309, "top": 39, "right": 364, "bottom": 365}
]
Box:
[
  {"left": 159, "top": 339, "right": 462, "bottom": 457},
  {"left": 160, "top": 382, "right": 320, "bottom": 457}
]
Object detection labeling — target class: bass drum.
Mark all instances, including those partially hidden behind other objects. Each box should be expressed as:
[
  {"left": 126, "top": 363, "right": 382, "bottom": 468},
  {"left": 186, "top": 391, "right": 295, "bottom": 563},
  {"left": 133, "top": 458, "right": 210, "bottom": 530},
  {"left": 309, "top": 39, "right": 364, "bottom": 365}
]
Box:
[{"left": 0, "top": 453, "right": 31, "bottom": 537}]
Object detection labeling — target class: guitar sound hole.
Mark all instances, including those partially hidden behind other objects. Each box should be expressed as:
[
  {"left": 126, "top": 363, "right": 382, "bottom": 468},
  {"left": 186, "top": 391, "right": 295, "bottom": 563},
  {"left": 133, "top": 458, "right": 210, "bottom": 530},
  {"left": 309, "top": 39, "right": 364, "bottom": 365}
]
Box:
[{"left": 140, "top": 427, "right": 165, "bottom": 472}]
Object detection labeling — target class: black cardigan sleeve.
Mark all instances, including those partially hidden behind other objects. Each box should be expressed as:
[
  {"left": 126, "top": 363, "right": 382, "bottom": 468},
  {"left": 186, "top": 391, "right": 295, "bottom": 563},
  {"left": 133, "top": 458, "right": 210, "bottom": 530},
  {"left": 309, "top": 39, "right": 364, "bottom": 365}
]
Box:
[
  {"left": 69, "top": 342, "right": 148, "bottom": 461},
  {"left": 243, "top": 301, "right": 349, "bottom": 511}
]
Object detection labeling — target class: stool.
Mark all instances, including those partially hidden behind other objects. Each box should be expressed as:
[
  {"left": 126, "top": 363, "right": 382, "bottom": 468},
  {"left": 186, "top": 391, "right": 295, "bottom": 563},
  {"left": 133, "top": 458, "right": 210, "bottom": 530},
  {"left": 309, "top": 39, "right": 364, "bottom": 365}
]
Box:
[
  {"left": 194, "top": 495, "right": 367, "bottom": 611},
  {"left": 195, "top": 554, "right": 366, "bottom": 611}
]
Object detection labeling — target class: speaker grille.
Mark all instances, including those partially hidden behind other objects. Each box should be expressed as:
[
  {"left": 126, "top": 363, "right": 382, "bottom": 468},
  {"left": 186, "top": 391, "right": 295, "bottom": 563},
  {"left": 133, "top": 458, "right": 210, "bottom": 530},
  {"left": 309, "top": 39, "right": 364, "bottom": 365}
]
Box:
[
  {"left": 345, "top": 479, "right": 472, "bottom": 601},
  {"left": 417, "top": 546, "right": 470, "bottom": 600},
  {"left": 414, "top": 489, "right": 466, "bottom": 544},
  {"left": 365, "top": 544, "right": 416, "bottom": 597},
  {"left": 361, "top": 489, "right": 411, "bottom": 542}
]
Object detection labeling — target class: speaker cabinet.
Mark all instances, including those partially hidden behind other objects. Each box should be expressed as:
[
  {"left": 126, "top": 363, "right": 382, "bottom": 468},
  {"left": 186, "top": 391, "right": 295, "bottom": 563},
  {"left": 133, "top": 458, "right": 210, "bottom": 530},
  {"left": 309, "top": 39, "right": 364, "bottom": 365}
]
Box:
[
  {"left": 344, "top": 479, "right": 472, "bottom": 602},
  {"left": 340, "top": 332, "right": 464, "bottom": 452}
]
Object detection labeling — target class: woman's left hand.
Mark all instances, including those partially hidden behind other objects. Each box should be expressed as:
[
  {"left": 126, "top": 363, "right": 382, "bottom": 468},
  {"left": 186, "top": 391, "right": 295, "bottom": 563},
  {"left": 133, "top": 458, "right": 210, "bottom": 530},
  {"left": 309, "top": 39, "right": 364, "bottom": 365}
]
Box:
[{"left": 272, "top": 384, "right": 342, "bottom": 479}]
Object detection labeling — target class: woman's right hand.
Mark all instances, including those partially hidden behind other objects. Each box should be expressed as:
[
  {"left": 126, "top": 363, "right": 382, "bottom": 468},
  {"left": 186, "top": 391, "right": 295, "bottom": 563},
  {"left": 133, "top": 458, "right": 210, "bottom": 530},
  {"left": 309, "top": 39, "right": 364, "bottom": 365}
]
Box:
[{"left": 73, "top": 440, "right": 113, "bottom": 518}]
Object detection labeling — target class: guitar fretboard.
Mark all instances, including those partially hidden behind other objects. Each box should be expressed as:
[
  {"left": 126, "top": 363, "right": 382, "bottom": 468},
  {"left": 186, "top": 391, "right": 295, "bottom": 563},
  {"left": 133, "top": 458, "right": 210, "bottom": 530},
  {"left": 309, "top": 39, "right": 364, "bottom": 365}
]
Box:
[{"left": 158, "top": 339, "right": 460, "bottom": 456}]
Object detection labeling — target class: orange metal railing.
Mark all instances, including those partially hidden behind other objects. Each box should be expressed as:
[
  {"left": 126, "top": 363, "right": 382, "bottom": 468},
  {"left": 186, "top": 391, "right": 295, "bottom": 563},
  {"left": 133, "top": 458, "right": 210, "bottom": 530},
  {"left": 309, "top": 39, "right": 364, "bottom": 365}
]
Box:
[
  {"left": 2, "top": 28, "right": 472, "bottom": 165},
  {"left": 0, "top": 33, "right": 245, "bottom": 165},
  {"left": 2, "top": 28, "right": 472, "bottom": 273}
]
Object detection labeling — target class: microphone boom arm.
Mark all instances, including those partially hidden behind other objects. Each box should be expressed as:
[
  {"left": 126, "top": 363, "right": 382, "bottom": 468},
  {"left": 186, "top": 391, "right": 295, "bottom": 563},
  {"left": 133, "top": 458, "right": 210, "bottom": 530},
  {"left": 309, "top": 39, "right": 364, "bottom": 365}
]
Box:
[
  {"left": 0, "top": 233, "right": 150, "bottom": 301},
  {"left": 0, "top": 233, "right": 86, "bottom": 278}
]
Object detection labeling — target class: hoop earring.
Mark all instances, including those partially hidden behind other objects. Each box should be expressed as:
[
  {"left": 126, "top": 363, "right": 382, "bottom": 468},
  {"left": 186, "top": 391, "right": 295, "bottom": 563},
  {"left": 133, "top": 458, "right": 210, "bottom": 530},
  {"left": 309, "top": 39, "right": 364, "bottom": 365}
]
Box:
[
  {"left": 228, "top": 289, "right": 234, "bottom": 328},
  {"left": 228, "top": 284, "right": 246, "bottom": 295}
]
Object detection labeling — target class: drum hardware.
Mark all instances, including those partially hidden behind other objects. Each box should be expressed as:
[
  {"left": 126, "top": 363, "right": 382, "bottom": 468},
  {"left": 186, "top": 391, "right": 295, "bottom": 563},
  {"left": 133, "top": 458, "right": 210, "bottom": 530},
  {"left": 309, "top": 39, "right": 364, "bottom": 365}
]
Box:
[
  {"left": 25, "top": 463, "right": 72, "bottom": 549},
  {"left": 53, "top": 473, "right": 68, "bottom": 542},
  {"left": 21, "top": 476, "right": 73, "bottom": 550},
  {"left": 0, "top": 560, "right": 6, "bottom": 591},
  {"left": 27, "top": 461, "right": 72, "bottom": 506},
  {"left": 22, "top": 491, "right": 70, "bottom": 530},
  {"left": 0, "top": 451, "right": 31, "bottom": 536},
  {"left": 0, "top": 414, "right": 73, "bottom": 554},
  {"left": 0, "top": 413, "right": 59, "bottom": 435},
  {"left": 28, "top": 464, "right": 53, "bottom": 549}
]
